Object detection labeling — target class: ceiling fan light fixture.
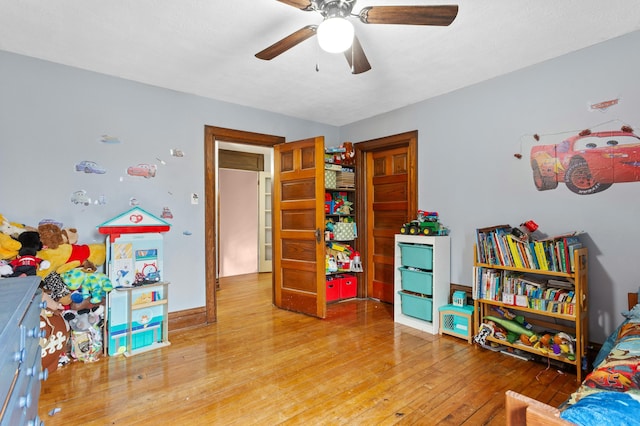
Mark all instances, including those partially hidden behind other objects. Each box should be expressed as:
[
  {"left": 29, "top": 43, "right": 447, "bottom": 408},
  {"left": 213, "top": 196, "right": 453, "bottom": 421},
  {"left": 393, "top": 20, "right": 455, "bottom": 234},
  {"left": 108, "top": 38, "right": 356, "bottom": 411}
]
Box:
[{"left": 317, "top": 17, "right": 354, "bottom": 53}]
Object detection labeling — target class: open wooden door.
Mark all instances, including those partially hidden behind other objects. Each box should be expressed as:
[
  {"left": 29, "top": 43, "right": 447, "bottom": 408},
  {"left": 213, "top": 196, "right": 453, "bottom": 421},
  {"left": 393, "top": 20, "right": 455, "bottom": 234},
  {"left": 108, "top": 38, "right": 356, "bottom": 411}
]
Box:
[{"left": 273, "top": 136, "right": 326, "bottom": 318}]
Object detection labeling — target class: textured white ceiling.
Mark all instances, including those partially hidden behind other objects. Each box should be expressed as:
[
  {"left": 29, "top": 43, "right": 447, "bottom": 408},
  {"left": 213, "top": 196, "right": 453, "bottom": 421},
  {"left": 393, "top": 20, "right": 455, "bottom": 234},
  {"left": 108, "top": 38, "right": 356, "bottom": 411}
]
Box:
[{"left": 1, "top": 0, "right": 639, "bottom": 126}]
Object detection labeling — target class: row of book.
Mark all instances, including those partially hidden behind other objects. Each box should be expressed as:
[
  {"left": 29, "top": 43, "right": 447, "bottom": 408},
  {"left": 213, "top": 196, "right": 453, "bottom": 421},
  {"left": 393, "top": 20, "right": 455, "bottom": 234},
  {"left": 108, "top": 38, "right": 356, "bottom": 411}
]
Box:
[
  {"left": 476, "top": 225, "right": 582, "bottom": 273},
  {"left": 473, "top": 267, "right": 575, "bottom": 314}
]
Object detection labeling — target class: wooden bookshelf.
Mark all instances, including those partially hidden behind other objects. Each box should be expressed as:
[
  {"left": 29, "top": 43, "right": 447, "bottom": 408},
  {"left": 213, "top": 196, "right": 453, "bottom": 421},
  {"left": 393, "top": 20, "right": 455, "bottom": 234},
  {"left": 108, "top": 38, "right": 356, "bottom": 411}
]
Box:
[{"left": 473, "top": 244, "right": 588, "bottom": 382}]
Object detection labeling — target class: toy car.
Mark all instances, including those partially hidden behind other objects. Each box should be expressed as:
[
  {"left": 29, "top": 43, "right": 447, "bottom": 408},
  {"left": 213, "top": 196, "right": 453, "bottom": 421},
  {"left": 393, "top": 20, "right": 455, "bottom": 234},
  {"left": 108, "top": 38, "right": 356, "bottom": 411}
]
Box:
[
  {"left": 400, "top": 210, "right": 441, "bottom": 235},
  {"left": 127, "top": 163, "right": 157, "bottom": 178},
  {"left": 75, "top": 160, "right": 106, "bottom": 174},
  {"left": 530, "top": 127, "right": 640, "bottom": 195}
]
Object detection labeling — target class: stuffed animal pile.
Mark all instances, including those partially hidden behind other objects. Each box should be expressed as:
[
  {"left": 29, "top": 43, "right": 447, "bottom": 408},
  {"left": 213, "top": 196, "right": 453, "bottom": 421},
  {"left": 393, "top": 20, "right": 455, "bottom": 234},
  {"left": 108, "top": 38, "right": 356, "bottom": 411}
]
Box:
[{"left": 1, "top": 213, "right": 112, "bottom": 367}]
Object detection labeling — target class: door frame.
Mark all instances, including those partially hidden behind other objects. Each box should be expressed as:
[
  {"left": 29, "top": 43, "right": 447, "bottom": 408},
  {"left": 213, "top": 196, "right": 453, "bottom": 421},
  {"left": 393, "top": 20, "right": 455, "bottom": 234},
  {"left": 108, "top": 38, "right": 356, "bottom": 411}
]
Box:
[
  {"left": 354, "top": 130, "right": 418, "bottom": 299},
  {"left": 205, "top": 126, "right": 285, "bottom": 323}
]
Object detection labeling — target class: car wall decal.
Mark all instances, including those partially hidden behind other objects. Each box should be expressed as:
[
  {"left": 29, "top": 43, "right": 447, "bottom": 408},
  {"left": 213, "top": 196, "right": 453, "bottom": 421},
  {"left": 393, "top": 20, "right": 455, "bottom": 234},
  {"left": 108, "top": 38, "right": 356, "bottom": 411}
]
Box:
[
  {"left": 126, "top": 163, "right": 157, "bottom": 179},
  {"left": 75, "top": 160, "right": 107, "bottom": 174},
  {"left": 71, "top": 190, "right": 91, "bottom": 206},
  {"left": 530, "top": 126, "right": 640, "bottom": 195}
]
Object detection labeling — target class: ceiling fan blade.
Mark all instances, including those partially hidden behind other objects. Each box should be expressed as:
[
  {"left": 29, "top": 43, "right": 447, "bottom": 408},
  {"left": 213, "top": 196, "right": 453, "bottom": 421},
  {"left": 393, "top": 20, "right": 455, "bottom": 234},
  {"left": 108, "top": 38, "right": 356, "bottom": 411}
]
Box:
[
  {"left": 344, "top": 34, "right": 371, "bottom": 75},
  {"left": 276, "top": 0, "right": 313, "bottom": 11},
  {"left": 255, "top": 25, "right": 317, "bottom": 60},
  {"left": 359, "top": 5, "right": 459, "bottom": 26}
]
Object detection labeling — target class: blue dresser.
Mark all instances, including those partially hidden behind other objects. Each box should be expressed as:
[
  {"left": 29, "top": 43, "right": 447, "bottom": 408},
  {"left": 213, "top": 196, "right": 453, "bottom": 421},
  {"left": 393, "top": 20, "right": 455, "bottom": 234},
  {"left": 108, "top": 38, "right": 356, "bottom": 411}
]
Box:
[{"left": 0, "top": 276, "right": 45, "bottom": 426}]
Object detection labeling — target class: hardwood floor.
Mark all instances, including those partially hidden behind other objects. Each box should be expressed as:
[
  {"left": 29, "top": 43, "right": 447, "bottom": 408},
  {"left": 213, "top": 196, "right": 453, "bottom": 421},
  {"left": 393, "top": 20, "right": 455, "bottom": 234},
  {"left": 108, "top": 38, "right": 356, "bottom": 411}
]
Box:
[{"left": 39, "top": 273, "right": 579, "bottom": 425}]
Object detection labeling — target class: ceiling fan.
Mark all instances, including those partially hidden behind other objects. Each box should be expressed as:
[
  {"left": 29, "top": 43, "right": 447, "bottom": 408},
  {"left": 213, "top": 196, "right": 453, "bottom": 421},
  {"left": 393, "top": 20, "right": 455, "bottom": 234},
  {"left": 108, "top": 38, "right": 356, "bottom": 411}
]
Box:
[{"left": 255, "top": 0, "right": 459, "bottom": 74}]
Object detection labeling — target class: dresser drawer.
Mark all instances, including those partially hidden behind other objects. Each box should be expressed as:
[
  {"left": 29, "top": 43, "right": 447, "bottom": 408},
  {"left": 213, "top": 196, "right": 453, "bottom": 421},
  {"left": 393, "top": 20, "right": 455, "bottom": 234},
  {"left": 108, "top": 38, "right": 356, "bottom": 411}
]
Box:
[
  {"left": 0, "top": 326, "right": 21, "bottom": 401},
  {"left": 0, "top": 277, "right": 43, "bottom": 426}
]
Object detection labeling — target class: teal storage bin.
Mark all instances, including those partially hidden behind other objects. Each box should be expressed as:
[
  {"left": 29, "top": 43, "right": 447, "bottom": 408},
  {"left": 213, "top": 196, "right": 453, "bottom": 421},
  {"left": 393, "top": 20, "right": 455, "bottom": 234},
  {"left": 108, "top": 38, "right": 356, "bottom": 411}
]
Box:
[
  {"left": 399, "top": 291, "right": 433, "bottom": 321},
  {"left": 399, "top": 267, "right": 433, "bottom": 295},
  {"left": 438, "top": 304, "right": 474, "bottom": 342},
  {"left": 398, "top": 242, "right": 433, "bottom": 270}
]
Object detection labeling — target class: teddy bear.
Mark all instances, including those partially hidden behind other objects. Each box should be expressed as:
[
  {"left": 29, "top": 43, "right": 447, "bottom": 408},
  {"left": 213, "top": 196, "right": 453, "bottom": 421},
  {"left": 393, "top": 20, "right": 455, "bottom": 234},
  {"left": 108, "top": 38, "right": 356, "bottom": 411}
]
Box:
[
  {"left": 62, "top": 269, "right": 113, "bottom": 304},
  {"left": 62, "top": 227, "right": 78, "bottom": 245},
  {"left": 37, "top": 242, "right": 106, "bottom": 277},
  {"left": 38, "top": 223, "right": 65, "bottom": 250},
  {"left": 9, "top": 231, "right": 50, "bottom": 276},
  {"left": 340, "top": 142, "right": 355, "bottom": 165}
]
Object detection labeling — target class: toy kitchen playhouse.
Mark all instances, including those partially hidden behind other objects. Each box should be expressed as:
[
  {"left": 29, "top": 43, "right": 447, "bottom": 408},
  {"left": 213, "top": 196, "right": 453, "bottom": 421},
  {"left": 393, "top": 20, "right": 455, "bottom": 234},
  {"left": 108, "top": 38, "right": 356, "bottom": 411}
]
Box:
[{"left": 98, "top": 207, "right": 171, "bottom": 356}]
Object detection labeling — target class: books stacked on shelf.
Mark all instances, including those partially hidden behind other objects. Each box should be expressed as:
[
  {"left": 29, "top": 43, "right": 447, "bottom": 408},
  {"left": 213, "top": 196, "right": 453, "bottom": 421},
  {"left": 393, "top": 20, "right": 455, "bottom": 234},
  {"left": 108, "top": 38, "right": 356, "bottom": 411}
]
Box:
[
  {"left": 325, "top": 163, "right": 343, "bottom": 171},
  {"left": 336, "top": 168, "right": 355, "bottom": 188},
  {"left": 475, "top": 225, "right": 582, "bottom": 273},
  {"left": 473, "top": 267, "right": 576, "bottom": 315}
]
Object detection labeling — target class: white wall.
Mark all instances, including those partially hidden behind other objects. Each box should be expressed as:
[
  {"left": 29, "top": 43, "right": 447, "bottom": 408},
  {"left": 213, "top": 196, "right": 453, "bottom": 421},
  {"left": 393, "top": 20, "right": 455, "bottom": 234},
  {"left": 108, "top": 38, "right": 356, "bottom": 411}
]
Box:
[
  {"left": 0, "top": 50, "right": 339, "bottom": 314},
  {"left": 340, "top": 30, "right": 640, "bottom": 343}
]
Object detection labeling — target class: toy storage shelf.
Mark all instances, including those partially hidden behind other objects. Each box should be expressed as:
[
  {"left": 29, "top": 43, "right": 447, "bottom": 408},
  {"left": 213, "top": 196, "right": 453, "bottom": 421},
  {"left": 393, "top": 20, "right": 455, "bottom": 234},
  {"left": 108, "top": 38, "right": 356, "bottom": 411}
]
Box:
[
  {"left": 324, "top": 153, "right": 359, "bottom": 303},
  {"left": 473, "top": 245, "right": 588, "bottom": 382},
  {"left": 107, "top": 281, "right": 170, "bottom": 357},
  {"left": 394, "top": 234, "right": 450, "bottom": 334}
]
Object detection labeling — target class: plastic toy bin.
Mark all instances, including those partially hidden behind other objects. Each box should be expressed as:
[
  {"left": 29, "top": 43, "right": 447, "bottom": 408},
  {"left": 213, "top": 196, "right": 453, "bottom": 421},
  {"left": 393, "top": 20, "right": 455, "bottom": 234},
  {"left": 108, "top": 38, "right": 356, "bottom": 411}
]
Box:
[
  {"left": 340, "top": 274, "right": 357, "bottom": 299},
  {"left": 398, "top": 243, "right": 433, "bottom": 270},
  {"left": 438, "top": 304, "right": 474, "bottom": 343},
  {"left": 326, "top": 276, "right": 340, "bottom": 302},
  {"left": 399, "top": 291, "right": 433, "bottom": 321},
  {"left": 399, "top": 267, "right": 433, "bottom": 295}
]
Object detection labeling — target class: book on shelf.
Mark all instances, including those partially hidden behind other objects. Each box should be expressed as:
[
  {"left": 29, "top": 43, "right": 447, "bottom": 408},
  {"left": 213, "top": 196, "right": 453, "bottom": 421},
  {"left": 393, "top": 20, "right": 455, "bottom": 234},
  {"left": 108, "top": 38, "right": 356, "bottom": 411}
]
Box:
[
  {"left": 476, "top": 225, "right": 582, "bottom": 273},
  {"left": 475, "top": 266, "right": 577, "bottom": 315}
]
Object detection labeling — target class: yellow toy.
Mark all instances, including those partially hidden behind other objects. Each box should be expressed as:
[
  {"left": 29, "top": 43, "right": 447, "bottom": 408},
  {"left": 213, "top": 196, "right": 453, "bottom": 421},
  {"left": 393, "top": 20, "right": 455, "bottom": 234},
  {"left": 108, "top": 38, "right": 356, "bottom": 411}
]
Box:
[
  {"left": 0, "top": 232, "right": 20, "bottom": 260},
  {"left": 37, "top": 243, "right": 106, "bottom": 277}
]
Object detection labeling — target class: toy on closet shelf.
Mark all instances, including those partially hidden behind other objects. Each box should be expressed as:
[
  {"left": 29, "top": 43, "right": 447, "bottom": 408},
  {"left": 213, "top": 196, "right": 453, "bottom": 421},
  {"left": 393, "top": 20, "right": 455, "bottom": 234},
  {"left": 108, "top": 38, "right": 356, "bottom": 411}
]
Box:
[{"left": 340, "top": 142, "right": 355, "bottom": 166}]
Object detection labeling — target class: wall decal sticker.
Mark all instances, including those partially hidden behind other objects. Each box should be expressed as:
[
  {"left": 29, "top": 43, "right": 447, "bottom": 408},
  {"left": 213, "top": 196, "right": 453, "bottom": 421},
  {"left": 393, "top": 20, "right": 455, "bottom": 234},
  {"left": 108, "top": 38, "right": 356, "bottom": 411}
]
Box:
[
  {"left": 71, "top": 190, "right": 91, "bottom": 206},
  {"left": 589, "top": 97, "right": 620, "bottom": 112},
  {"left": 126, "top": 163, "right": 157, "bottom": 178},
  {"left": 95, "top": 195, "right": 107, "bottom": 205},
  {"left": 160, "top": 207, "right": 173, "bottom": 219},
  {"left": 530, "top": 125, "right": 640, "bottom": 195},
  {"left": 75, "top": 160, "right": 106, "bottom": 174},
  {"left": 100, "top": 135, "right": 121, "bottom": 144}
]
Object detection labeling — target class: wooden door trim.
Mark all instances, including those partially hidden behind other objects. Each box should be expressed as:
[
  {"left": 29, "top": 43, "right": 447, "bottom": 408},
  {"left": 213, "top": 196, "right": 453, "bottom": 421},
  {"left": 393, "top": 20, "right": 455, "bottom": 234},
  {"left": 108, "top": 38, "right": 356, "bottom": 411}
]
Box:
[
  {"left": 354, "top": 130, "right": 418, "bottom": 299},
  {"left": 205, "top": 126, "right": 284, "bottom": 324}
]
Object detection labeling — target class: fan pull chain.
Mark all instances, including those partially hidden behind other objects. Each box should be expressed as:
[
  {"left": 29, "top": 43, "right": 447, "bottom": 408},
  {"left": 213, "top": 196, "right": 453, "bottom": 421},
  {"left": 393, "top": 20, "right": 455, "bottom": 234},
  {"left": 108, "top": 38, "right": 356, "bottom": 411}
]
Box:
[{"left": 316, "top": 41, "right": 320, "bottom": 72}]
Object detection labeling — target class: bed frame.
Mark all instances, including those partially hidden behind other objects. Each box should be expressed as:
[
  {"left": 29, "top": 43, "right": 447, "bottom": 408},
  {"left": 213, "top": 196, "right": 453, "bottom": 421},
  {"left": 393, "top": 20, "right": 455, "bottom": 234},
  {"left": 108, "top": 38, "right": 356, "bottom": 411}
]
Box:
[{"left": 505, "top": 292, "right": 639, "bottom": 426}]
